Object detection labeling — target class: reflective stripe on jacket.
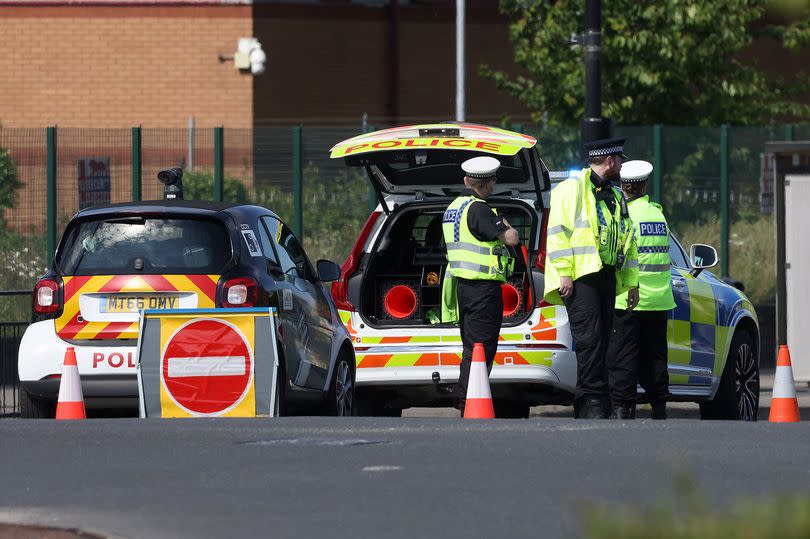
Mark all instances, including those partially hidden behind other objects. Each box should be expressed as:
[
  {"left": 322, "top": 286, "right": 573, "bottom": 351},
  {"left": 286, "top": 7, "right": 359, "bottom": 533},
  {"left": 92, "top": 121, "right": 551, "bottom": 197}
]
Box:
[
  {"left": 440, "top": 195, "right": 513, "bottom": 323},
  {"left": 543, "top": 168, "right": 638, "bottom": 305},
  {"left": 615, "top": 195, "right": 676, "bottom": 311},
  {"left": 441, "top": 195, "right": 512, "bottom": 281}
]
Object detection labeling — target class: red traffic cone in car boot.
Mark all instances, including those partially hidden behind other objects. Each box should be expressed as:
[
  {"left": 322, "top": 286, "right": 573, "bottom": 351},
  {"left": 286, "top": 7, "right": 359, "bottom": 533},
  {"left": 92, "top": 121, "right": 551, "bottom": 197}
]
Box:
[
  {"left": 463, "top": 343, "right": 495, "bottom": 419},
  {"left": 55, "top": 347, "right": 86, "bottom": 420},
  {"left": 769, "top": 345, "right": 800, "bottom": 423}
]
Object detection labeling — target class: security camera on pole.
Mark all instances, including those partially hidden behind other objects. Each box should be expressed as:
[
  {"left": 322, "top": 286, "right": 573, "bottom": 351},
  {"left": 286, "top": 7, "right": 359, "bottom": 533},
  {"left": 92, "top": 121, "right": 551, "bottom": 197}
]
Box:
[{"left": 232, "top": 38, "right": 267, "bottom": 76}]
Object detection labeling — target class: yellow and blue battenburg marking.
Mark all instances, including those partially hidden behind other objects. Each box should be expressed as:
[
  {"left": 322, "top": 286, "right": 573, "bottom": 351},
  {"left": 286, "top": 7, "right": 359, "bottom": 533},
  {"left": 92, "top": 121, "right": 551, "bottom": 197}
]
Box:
[{"left": 668, "top": 268, "right": 733, "bottom": 385}]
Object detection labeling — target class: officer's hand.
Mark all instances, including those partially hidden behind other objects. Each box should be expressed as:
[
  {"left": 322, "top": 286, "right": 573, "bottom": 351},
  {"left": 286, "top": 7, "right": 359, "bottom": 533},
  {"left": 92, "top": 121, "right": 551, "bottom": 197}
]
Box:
[
  {"left": 627, "top": 288, "right": 639, "bottom": 311},
  {"left": 559, "top": 276, "right": 573, "bottom": 299}
]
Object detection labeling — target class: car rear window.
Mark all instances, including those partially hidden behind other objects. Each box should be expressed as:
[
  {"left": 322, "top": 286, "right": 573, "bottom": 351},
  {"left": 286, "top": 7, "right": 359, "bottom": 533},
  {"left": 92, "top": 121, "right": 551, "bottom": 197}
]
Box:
[{"left": 57, "top": 217, "right": 231, "bottom": 275}]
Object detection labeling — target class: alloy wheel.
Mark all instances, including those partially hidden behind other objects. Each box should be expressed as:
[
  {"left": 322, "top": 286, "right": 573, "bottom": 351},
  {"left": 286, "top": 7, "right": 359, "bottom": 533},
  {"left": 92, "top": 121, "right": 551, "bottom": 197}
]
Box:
[
  {"left": 335, "top": 360, "right": 353, "bottom": 416},
  {"left": 735, "top": 342, "right": 759, "bottom": 421}
]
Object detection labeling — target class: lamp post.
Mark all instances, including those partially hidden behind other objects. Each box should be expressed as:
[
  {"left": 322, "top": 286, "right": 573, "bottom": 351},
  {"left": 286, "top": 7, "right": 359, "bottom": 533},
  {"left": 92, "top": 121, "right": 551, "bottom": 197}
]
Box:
[
  {"left": 580, "top": 0, "right": 611, "bottom": 149},
  {"left": 456, "top": 0, "right": 465, "bottom": 122}
]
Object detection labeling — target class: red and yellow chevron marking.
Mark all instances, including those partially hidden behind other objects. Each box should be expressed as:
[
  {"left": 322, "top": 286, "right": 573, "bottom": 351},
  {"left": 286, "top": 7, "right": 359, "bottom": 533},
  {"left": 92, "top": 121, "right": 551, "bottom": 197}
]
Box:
[
  {"left": 530, "top": 306, "right": 557, "bottom": 341},
  {"left": 357, "top": 353, "right": 440, "bottom": 368},
  {"left": 339, "top": 307, "right": 559, "bottom": 345},
  {"left": 338, "top": 310, "right": 356, "bottom": 336},
  {"left": 56, "top": 274, "right": 219, "bottom": 341},
  {"left": 442, "top": 351, "right": 553, "bottom": 367},
  {"left": 356, "top": 350, "right": 553, "bottom": 368}
]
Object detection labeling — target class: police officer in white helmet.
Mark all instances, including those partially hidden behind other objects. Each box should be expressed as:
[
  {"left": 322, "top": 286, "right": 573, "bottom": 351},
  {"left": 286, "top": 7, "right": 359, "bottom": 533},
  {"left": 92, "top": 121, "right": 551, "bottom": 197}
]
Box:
[
  {"left": 606, "top": 160, "right": 676, "bottom": 419},
  {"left": 441, "top": 156, "right": 520, "bottom": 416}
]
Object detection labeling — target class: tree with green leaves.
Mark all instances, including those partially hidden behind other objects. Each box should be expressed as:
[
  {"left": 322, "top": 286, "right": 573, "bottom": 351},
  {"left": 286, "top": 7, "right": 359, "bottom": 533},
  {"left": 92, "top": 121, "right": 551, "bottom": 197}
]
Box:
[
  {"left": 482, "top": 0, "right": 810, "bottom": 126},
  {"left": 0, "top": 146, "right": 20, "bottom": 211}
]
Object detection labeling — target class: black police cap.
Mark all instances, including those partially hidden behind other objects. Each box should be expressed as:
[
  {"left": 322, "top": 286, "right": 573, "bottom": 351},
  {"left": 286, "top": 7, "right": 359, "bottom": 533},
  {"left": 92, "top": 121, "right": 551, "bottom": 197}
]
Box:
[{"left": 583, "top": 137, "right": 628, "bottom": 160}]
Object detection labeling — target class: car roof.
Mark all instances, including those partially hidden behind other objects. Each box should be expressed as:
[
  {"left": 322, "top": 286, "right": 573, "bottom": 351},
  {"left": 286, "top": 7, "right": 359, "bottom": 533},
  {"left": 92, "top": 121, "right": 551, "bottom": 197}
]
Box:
[{"left": 76, "top": 199, "right": 238, "bottom": 218}]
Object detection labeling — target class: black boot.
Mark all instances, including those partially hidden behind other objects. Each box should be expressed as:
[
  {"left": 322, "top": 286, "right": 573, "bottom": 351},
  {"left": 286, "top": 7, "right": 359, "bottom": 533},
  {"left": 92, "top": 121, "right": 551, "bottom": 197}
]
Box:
[
  {"left": 651, "top": 401, "right": 667, "bottom": 420},
  {"left": 610, "top": 402, "right": 636, "bottom": 419},
  {"left": 579, "top": 398, "right": 606, "bottom": 419}
]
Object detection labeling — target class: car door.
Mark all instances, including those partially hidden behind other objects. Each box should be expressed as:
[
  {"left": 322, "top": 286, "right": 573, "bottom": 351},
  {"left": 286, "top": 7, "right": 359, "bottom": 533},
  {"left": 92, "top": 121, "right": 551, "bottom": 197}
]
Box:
[
  {"left": 668, "top": 236, "right": 715, "bottom": 387},
  {"left": 260, "top": 217, "right": 333, "bottom": 390},
  {"left": 255, "top": 217, "right": 306, "bottom": 388}
]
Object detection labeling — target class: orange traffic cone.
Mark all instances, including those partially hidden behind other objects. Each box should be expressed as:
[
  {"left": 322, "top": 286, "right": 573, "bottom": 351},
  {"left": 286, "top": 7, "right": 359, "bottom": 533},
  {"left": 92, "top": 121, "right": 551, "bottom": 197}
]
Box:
[
  {"left": 463, "top": 343, "right": 495, "bottom": 419},
  {"left": 55, "top": 347, "right": 86, "bottom": 420},
  {"left": 769, "top": 345, "right": 800, "bottom": 423}
]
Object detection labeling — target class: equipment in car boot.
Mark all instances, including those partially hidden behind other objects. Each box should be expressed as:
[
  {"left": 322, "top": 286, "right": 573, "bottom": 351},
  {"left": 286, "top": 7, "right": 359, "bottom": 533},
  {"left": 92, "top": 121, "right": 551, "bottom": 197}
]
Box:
[
  {"left": 379, "top": 280, "right": 421, "bottom": 320},
  {"left": 501, "top": 277, "right": 526, "bottom": 322}
]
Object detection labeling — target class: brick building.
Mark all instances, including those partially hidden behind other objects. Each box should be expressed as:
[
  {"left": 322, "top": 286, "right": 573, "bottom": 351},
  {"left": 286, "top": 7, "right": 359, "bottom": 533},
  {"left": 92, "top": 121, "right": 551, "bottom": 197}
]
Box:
[
  {"left": 0, "top": 0, "right": 527, "bottom": 128},
  {"left": 0, "top": 0, "right": 531, "bottom": 235}
]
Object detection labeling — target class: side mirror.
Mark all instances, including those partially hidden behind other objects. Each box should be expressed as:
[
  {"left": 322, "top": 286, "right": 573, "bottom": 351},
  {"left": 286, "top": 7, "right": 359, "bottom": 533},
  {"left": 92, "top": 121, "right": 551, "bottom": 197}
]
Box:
[
  {"left": 316, "top": 259, "right": 341, "bottom": 282},
  {"left": 267, "top": 260, "right": 284, "bottom": 279},
  {"left": 690, "top": 244, "right": 718, "bottom": 277}
]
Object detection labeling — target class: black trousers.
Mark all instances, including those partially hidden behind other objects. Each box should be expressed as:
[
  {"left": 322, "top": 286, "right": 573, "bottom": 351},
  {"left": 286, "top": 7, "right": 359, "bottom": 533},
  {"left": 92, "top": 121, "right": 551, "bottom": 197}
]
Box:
[
  {"left": 606, "top": 309, "right": 670, "bottom": 405},
  {"left": 456, "top": 278, "right": 503, "bottom": 412},
  {"left": 562, "top": 267, "right": 616, "bottom": 411}
]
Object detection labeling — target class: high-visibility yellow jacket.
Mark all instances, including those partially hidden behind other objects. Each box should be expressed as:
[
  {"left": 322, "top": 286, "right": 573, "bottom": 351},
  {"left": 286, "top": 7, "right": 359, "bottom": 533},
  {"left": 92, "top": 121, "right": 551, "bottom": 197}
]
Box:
[
  {"left": 543, "top": 168, "right": 638, "bottom": 305},
  {"left": 615, "top": 195, "right": 676, "bottom": 311},
  {"left": 440, "top": 194, "right": 514, "bottom": 322}
]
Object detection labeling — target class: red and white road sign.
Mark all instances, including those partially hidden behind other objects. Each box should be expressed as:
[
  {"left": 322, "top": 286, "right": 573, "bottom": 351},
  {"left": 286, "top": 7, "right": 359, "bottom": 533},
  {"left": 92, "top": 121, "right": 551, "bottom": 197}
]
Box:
[{"left": 161, "top": 318, "right": 253, "bottom": 415}]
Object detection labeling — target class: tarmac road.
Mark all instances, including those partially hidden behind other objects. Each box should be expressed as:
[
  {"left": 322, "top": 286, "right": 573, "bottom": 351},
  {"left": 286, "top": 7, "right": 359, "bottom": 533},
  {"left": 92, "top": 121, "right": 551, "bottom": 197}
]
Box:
[{"left": 0, "top": 416, "right": 809, "bottom": 539}]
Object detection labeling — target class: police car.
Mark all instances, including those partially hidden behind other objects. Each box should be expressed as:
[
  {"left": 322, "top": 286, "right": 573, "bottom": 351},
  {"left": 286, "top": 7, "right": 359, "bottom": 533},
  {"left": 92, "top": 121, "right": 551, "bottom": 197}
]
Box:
[
  {"left": 18, "top": 169, "right": 355, "bottom": 418},
  {"left": 329, "top": 123, "right": 760, "bottom": 419}
]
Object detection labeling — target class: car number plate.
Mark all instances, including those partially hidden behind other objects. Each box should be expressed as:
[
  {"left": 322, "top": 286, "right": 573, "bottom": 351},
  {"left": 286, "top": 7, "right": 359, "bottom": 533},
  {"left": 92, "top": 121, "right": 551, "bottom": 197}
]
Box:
[{"left": 101, "top": 294, "right": 179, "bottom": 313}]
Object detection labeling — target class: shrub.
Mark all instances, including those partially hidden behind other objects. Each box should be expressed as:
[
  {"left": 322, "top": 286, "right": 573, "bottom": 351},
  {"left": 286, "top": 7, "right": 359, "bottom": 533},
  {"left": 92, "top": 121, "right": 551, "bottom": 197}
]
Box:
[
  {"left": 674, "top": 215, "right": 775, "bottom": 304},
  {"left": 582, "top": 476, "right": 810, "bottom": 539},
  {"left": 182, "top": 169, "right": 248, "bottom": 203}
]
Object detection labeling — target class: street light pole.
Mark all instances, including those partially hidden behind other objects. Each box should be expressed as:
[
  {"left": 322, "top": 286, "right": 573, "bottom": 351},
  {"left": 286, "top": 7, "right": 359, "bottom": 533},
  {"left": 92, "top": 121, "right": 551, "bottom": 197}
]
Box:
[
  {"left": 580, "top": 0, "right": 611, "bottom": 149},
  {"left": 456, "top": 0, "right": 465, "bottom": 121}
]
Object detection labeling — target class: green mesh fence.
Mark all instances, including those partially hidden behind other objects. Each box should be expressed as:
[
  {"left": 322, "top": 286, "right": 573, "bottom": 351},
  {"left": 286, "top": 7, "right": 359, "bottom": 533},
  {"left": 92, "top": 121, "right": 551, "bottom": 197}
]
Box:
[
  {"left": 1, "top": 124, "right": 809, "bottom": 309},
  {"left": 793, "top": 125, "right": 809, "bottom": 139},
  {"left": 143, "top": 128, "right": 215, "bottom": 200},
  {"left": 0, "top": 128, "right": 45, "bottom": 320},
  {"left": 251, "top": 126, "right": 295, "bottom": 224},
  {"left": 299, "top": 126, "right": 372, "bottom": 265}
]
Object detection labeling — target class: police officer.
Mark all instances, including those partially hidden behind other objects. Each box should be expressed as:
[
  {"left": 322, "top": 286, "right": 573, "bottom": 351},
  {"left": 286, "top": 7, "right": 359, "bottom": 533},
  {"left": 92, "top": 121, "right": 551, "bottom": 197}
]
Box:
[
  {"left": 441, "top": 156, "right": 519, "bottom": 415},
  {"left": 544, "top": 138, "right": 639, "bottom": 419},
  {"left": 606, "top": 160, "right": 675, "bottom": 419}
]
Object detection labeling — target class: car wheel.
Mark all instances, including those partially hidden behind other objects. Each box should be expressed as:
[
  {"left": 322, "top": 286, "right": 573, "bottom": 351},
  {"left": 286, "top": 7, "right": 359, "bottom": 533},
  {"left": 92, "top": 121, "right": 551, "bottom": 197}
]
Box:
[
  {"left": 700, "top": 330, "right": 759, "bottom": 420},
  {"left": 324, "top": 357, "right": 354, "bottom": 416},
  {"left": 20, "top": 390, "right": 55, "bottom": 419}
]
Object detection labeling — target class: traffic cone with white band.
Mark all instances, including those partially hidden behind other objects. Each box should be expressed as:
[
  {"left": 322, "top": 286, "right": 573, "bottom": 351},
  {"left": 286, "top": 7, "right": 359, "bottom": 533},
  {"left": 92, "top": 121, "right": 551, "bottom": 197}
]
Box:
[
  {"left": 769, "top": 345, "right": 800, "bottom": 423},
  {"left": 55, "top": 347, "right": 86, "bottom": 420},
  {"left": 463, "top": 343, "right": 495, "bottom": 419}
]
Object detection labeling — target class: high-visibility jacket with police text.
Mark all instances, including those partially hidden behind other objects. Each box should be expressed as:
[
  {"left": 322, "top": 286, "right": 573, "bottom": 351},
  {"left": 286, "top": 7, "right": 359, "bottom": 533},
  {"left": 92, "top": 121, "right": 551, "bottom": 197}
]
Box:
[
  {"left": 440, "top": 194, "right": 514, "bottom": 322},
  {"left": 543, "top": 168, "right": 638, "bottom": 305},
  {"left": 615, "top": 195, "right": 676, "bottom": 311}
]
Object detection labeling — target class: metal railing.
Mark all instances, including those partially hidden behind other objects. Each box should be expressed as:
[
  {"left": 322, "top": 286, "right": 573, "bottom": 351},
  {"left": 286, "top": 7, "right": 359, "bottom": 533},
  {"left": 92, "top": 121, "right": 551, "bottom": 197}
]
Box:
[
  {"left": 1, "top": 124, "right": 808, "bottom": 306},
  {"left": 0, "top": 291, "right": 31, "bottom": 417}
]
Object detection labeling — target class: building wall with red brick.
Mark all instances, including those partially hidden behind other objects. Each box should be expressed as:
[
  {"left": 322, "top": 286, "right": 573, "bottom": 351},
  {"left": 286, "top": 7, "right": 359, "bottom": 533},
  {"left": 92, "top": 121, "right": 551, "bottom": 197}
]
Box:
[
  {"left": 0, "top": 4, "right": 254, "bottom": 128},
  {"left": 252, "top": 2, "right": 528, "bottom": 125}
]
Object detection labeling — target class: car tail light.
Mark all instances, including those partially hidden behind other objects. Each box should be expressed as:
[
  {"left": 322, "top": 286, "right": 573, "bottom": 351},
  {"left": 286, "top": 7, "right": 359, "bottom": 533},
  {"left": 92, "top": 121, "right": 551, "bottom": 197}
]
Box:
[
  {"left": 33, "top": 278, "right": 61, "bottom": 315},
  {"left": 535, "top": 209, "right": 549, "bottom": 273},
  {"left": 220, "top": 277, "right": 258, "bottom": 308},
  {"left": 331, "top": 211, "right": 381, "bottom": 311}
]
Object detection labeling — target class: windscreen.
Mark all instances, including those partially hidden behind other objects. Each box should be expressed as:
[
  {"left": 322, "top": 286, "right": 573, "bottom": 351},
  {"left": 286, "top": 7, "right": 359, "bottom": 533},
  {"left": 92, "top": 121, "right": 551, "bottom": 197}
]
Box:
[{"left": 57, "top": 217, "right": 231, "bottom": 275}]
